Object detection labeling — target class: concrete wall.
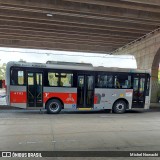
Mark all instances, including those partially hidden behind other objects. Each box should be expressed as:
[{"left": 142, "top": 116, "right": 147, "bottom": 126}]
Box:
[{"left": 113, "top": 30, "right": 160, "bottom": 102}]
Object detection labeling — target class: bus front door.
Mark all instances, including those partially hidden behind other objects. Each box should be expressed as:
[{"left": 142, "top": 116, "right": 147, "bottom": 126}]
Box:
[
  {"left": 27, "top": 72, "right": 43, "bottom": 107},
  {"left": 77, "top": 74, "right": 94, "bottom": 109},
  {"left": 132, "top": 74, "right": 146, "bottom": 108}
]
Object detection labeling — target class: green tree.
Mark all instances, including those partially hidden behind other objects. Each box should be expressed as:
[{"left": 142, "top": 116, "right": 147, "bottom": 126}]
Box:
[
  {"left": 158, "top": 70, "right": 160, "bottom": 83},
  {"left": 0, "top": 63, "right": 6, "bottom": 80}
]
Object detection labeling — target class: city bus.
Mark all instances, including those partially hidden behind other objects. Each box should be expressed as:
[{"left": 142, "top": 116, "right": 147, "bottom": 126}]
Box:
[{"left": 5, "top": 61, "right": 151, "bottom": 114}]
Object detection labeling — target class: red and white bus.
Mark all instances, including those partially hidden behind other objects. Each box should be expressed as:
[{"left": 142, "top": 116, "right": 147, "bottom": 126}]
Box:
[{"left": 6, "top": 61, "right": 151, "bottom": 114}]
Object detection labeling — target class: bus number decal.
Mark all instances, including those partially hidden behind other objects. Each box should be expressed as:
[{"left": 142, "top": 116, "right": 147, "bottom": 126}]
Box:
[{"left": 10, "top": 91, "right": 26, "bottom": 103}]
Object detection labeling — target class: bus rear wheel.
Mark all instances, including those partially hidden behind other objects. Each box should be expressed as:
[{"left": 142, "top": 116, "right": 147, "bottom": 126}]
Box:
[
  {"left": 112, "top": 100, "right": 126, "bottom": 114},
  {"left": 46, "top": 99, "right": 62, "bottom": 114}
]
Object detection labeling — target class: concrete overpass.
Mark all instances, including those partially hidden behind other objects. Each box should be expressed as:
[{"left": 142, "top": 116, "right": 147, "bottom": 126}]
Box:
[
  {"left": 0, "top": 0, "right": 159, "bottom": 53},
  {"left": 112, "top": 29, "right": 160, "bottom": 102},
  {"left": 0, "top": 0, "right": 160, "bottom": 102}
]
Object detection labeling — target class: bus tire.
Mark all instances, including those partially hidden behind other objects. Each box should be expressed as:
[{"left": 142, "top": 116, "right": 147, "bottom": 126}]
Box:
[
  {"left": 46, "top": 99, "right": 62, "bottom": 114},
  {"left": 112, "top": 100, "right": 126, "bottom": 114}
]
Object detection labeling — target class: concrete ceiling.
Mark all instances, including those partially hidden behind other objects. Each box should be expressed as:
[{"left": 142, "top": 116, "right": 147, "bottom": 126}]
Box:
[{"left": 0, "top": 0, "right": 160, "bottom": 53}]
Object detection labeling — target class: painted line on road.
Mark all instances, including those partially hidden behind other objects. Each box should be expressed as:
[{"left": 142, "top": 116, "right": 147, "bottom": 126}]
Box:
[
  {"left": 0, "top": 118, "right": 29, "bottom": 119},
  {"left": 100, "top": 116, "right": 128, "bottom": 118},
  {"left": 52, "top": 140, "right": 78, "bottom": 143},
  {"left": 19, "top": 141, "right": 37, "bottom": 144},
  {"left": 27, "top": 141, "right": 37, "bottom": 144}
]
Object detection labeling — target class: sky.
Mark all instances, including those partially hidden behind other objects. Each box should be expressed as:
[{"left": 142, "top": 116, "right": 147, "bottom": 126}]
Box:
[{"left": 0, "top": 47, "right": 137, "bottom": 68}]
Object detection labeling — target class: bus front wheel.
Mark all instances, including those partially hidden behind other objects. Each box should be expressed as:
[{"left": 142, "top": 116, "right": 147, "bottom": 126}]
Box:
[
  {"left": 112, "top": 100, "right": 126, "bottom": 114},
  {"left": 46, "top": 99, "right": 62, "bottom": 114}
]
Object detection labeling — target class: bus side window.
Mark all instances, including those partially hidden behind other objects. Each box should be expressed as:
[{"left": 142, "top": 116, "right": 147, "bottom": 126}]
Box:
[
  {"left": 114, "top": 75, "right": 131, "bottom": 89},
  {"left": 48, "top": 72, "right": 58, "bottom": 86},
  {"left": 18, "top": 71, "right": 24, "bottom": 85},
  {"left": 97, "top": 75, "right": 103, "bottom": 87},
  {"left": 11, "top": 69, "right": 17, "bottom": 85},
  {"left": 114, "top": 76, "right": 120, "bottom": 88},
  {"left": 60, "top": 80, "right": 63, "bottom": 86},
  {"left": 96, "top": 74, "right": 113, "bottom": 88},
  {"left": 60, "top": 73, "right": 73, "bottom": 87},
  {"left": 107, "top": 76, "right": 113, "bottom": 88},
  {"left": 48, "top": 72, "right": 73, "bottom": 87},
  {"left": 11, "top": 69, "right": 24, "bottom": 85}
]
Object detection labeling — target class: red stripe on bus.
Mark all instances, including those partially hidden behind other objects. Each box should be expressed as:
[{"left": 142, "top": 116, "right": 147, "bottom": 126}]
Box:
[
  {"left": 43, "top": 92, "right": 77, "bottom": 104},
  {"left": 94, "top": 95, "right": 98, "bottom": 104},
  {"left": 10, "top": 91, "right": 27, "bottom": 103},
  {"left": 10, "top": 91, "right": 98, "bottom": 105}
]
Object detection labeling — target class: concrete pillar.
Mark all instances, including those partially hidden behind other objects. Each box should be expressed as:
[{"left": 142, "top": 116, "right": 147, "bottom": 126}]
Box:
[
  {"left": 151, "top": 49, "right": 160, "bottom": 102},
  {"left": 113, "top": 30, "right": 160, "bottom": 102}
]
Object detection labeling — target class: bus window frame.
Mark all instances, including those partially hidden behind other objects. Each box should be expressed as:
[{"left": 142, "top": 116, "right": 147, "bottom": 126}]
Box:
[
  {"left": 95, "top": 72, "right": 114, "bottom": 88},
  {"left": 95, "top": 72, "right": 132, "bottom": 89},
  {"left": 44, "top": 69, "right": 76, "bottom": 88},
  {"left": 10, "top": 67, "right": 26, "bottom": 86},
  {"left": 113, "top": 73, "right": 132, "bottom": 89}
]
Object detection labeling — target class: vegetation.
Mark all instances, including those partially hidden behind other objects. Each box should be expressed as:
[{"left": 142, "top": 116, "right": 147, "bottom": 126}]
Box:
[
  {"left": 0, "top": 63, "right": 6, "bottom": 80},
  {"left": 158, "top": 69, "right": 160, "bottom": 83}
]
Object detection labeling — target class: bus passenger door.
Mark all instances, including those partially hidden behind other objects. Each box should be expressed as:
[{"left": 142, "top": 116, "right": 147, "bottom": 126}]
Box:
[
  {"left": 77, "top": 74, "right": 94, "bottom": 108},
  {"left": 132, "top": 74, "right": 146, "bottom": 108},
  {"left": 27, "top": 72, "right": 43, "bottom": 107}
]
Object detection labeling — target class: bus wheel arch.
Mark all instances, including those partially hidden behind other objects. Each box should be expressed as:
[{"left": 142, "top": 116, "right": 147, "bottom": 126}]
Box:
[
  {"left": 112, "top": 98, "right": 129, "bottom": 114},
  {"left": 45, "top": 97, "right": 64, "bottom": 114}
]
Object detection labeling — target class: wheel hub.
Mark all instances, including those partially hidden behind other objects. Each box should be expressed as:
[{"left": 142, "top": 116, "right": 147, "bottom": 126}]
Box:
[
  {"left": 116, "top": 103, "right": 124, "bottom": 111},
  {"left": 49, "top": 102, "right": 59, "bottom": 112}
]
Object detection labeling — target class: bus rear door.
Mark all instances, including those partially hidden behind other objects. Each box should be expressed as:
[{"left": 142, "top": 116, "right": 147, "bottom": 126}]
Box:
[
  {"left": 77, "top": 74, "right": 94, "bottom": 109},
  {"left": 132, "top": 73, "right": 148, "bottom": 108},
  {"left": 27, "top": 72, "right": 43, "bottom": 107}
]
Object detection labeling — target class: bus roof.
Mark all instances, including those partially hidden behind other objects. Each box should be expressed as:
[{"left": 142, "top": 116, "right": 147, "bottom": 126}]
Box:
[
  {"left": 7, "top": 61, "right": 150, "bottom": 74},
  {"left": 94, "top": 66, "right": 151, "bottom": 74}
]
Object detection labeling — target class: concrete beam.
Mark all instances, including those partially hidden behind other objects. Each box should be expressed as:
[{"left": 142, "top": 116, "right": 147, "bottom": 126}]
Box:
[
  {"left": 65, "top": 0, "right": 160, "bottom": 12},
  {"left": 0, "top": 27, "right": 135, "bottom": 45},
  {"left": 0, "top": 19, "right": 143, "bottom": 39},
  {"left": 0, "top": 38, "right": 115, "bottom": 53},
  {"left": 120, "top": 0, "right": 160, "bottom": 6},
  {"left": 0, "top": 6, "right": 157, "bottom": 31},
  {"left": 0, "top": 34, "right": 124, "bottom": 47},
  {"left": 0, "top": 0, "right": 160, "bottom": 23}
]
